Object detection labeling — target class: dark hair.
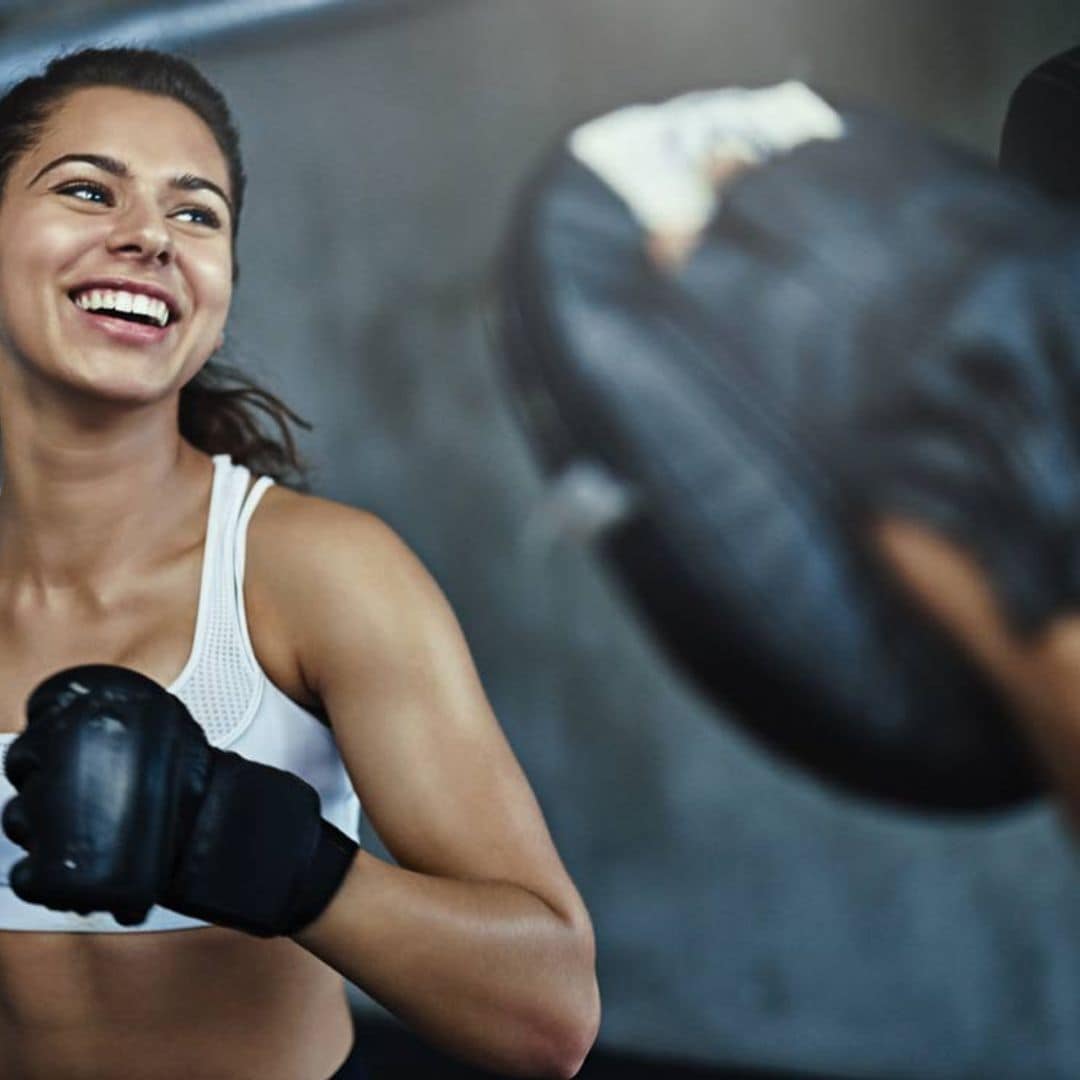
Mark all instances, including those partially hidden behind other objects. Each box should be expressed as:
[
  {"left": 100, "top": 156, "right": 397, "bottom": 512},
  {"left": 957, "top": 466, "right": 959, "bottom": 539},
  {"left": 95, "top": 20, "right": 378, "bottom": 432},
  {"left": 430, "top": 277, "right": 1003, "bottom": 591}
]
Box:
[
  {"left": 0, "top": 47, "right": 310, "bottom": 482},
  {"left": 999, "top": 45, "right": 1080, "bottom": 204}
]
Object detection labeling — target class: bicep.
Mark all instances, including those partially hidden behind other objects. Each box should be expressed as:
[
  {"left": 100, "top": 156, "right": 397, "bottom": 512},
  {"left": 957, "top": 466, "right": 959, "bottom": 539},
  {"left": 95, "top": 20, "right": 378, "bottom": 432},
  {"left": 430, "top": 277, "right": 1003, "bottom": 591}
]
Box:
[{"left": 298, "top": 514, "right": 583, "bottom": 917}]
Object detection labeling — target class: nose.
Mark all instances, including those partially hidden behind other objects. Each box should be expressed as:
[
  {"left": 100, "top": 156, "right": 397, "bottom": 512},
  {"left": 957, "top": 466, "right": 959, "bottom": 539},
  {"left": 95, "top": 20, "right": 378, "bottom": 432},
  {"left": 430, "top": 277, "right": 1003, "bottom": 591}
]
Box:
[{"left": 106, "top": 198, "right": 173, "bottom": 266}]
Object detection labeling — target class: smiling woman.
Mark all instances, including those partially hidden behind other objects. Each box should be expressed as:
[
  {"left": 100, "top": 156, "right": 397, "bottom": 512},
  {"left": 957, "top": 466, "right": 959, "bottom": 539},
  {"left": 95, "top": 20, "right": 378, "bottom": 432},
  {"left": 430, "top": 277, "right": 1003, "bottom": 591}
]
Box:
[
  {"left": 0, "top": 48, "right": 599, "bottom": 1080},
  {"left": 0, "top": 50, "right": 305, "bottom": 482}
]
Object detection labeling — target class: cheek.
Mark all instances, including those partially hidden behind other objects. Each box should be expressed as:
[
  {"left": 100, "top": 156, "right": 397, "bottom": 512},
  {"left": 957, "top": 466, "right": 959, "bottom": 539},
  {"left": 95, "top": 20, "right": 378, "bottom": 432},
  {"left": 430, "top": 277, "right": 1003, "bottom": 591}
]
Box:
[
  {"left": 0, "top": 217, "right": 70, "bottom": 339},
  {"left": 0, "top": 214, "right": 103, "bottom": 328},
  {"left": 188, "top": 249, "right": 233, "bottom": 322},
  {"left": 7, "top": 211, "right": 99, "bottom": 274}
]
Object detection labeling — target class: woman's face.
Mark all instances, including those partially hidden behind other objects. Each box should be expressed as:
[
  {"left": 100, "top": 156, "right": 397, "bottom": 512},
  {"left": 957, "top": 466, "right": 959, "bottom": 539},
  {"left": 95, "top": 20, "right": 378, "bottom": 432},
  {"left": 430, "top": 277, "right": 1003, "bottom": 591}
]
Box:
[{"left": 0, "top": 85, "right": 234, "bottom": 407}]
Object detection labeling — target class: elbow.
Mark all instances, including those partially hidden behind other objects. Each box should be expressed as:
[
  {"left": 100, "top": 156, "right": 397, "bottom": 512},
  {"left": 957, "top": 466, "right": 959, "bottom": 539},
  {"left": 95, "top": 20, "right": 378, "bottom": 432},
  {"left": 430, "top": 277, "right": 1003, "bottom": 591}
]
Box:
[
  {"left": 505, "top": 901, "right": 600, "bottom": 1078},
  {"left": 481, "top": 992, "right": 600, "bottom": 1080},
  {"left": 534, "top": 942, "right": 601, "bottom": 1078},
  {"left": 555, "top": 984, "right": 601, "bottom": 1078},
  {"left": 523, "top": 990, "right": 600, "bottom": 1079},
  {"left": 563, "top": 915, "right": 602, "bottom": 1077}
]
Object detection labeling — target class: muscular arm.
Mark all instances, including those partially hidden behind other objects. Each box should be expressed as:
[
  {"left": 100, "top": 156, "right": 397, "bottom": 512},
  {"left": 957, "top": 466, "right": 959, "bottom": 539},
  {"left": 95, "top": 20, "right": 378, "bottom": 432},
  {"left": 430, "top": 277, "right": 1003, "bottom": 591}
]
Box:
[
  {"left": 873, "top": 516, "right": 1080, "bottom": 832},
  {"left": 258, "top": 497, "right": 599, "bottom": 1078}
]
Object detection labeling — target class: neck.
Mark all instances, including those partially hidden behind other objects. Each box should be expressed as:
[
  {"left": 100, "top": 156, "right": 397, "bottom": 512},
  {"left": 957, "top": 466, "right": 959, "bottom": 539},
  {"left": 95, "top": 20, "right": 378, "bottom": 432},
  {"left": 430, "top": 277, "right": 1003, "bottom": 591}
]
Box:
[{"left": 0, "top": 388, "right": 210, "bottom": 599}]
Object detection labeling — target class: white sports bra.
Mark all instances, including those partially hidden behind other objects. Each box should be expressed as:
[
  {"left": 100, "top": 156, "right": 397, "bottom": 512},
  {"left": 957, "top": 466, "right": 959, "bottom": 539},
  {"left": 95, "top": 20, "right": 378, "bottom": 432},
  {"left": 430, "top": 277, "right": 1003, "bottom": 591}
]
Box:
[{"left": 0, "top": 454, "right": 362, "bottom": 932}]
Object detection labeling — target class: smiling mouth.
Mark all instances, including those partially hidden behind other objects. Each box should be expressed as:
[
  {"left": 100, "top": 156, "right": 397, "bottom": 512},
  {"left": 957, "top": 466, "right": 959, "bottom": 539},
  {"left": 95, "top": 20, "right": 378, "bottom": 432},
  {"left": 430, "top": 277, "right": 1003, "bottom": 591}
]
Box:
[{"left": 69, "top": 287, "right": 174, "bottom": 328}]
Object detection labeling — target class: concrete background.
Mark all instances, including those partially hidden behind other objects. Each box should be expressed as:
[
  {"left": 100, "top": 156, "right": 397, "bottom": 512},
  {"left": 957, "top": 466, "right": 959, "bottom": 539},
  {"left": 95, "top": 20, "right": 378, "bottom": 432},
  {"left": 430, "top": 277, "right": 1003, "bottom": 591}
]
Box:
[{"left": 140, "top": 2, "right": 1080, "bottom": 1075}]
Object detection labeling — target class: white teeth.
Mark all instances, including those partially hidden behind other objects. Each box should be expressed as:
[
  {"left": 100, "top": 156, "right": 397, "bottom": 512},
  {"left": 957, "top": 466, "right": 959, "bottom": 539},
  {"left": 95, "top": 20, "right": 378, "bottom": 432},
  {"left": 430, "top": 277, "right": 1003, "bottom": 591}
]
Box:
[{"left": 72, "top": 288, "right": 170, "bottom": 327}]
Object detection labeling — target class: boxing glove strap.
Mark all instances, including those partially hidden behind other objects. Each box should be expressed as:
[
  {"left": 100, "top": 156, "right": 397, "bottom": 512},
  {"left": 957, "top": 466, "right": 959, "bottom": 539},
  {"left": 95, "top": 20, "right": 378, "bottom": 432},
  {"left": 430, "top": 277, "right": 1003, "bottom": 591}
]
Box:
[
  {"left": 284, "top": 818, "right": 358, "bottom": 935},
  {"left": 167, "top": 751, "right": 356, "bottom": 937}
]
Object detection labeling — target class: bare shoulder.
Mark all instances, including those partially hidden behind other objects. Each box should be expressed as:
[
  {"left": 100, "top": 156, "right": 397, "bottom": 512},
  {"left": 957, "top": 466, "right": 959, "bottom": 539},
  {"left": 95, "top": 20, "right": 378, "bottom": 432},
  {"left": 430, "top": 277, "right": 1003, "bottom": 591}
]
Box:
[
  {"left": 249, "top": 484, "right": 417, "bottom": 579},
  {"left": 247, "top": 483, "right": 447, "bottom": 620},
  {"left": 243, "top": 484, "right": 452, "bottom": 706}
]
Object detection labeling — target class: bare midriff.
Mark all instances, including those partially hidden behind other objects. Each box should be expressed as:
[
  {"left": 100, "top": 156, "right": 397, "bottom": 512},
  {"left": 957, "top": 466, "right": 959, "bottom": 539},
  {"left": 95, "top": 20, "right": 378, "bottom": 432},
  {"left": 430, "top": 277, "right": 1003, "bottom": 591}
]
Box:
[{"left": 0, "top": 925, "right": 354, "bottom": 1079}]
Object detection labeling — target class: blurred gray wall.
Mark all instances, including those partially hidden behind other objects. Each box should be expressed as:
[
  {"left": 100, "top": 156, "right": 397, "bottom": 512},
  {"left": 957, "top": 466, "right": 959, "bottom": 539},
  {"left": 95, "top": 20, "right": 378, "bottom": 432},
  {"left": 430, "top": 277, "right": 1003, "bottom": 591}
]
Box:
[{"left": 176, "top": 2, "right": 1080, "bottom": 1076}]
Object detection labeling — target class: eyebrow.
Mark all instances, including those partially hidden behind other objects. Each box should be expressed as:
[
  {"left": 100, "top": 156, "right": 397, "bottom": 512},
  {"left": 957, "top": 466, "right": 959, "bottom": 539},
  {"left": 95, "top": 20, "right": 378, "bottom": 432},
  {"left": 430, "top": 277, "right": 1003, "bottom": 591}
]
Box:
[{"left": 27, "top": 152, "right": 233, "bottom": 219}]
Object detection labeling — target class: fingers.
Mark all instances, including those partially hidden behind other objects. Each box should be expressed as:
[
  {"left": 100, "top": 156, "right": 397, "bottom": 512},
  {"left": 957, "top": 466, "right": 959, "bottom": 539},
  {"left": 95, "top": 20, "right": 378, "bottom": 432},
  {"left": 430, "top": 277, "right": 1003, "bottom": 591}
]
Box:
[
  {"left": 113, "top": 904, "right": 152, "bottom": 927},
  {"left": 4, "top": 729, "right": 44, "bottom": 789},
  {"left": 8, "top": 846, "right": 151, "bottom": 924},
  {"left": 9, "top": 857, "right": 42, "bottom": 905},
  {"left": 2, "top": 795, "right": 32, "bottom": 848}
]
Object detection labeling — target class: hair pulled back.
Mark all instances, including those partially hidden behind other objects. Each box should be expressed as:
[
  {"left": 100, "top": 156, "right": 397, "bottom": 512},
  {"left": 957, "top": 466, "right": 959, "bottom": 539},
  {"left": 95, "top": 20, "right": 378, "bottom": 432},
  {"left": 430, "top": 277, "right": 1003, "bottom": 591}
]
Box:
[{"left": 0, "top": 47, "right": 309, "bottom": 482}]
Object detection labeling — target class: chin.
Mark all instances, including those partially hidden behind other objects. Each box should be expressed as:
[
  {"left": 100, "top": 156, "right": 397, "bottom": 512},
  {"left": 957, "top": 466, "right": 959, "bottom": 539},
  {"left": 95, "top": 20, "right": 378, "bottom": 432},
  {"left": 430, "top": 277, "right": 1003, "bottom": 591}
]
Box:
[{"left": 58, "top": 359, "right": 186, "bottom": 409}]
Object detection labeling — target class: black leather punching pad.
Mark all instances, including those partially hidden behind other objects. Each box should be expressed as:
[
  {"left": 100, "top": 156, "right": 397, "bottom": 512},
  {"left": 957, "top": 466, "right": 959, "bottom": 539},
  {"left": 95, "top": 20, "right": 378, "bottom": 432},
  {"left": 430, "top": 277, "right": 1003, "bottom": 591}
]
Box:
[
  {"left": 1000, "top": 45, "right": 1080, "bottom": 202},
  {"left": 497, "top": 107, "right": 1063, "bottom": 812}
]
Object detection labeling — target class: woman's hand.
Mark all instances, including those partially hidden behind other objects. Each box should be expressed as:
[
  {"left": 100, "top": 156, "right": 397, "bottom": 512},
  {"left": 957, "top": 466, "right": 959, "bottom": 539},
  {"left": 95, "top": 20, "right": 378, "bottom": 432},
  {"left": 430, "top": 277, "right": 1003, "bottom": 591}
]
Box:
[{"left": 2, "top": 664, "right": 356, "bottom": 936}]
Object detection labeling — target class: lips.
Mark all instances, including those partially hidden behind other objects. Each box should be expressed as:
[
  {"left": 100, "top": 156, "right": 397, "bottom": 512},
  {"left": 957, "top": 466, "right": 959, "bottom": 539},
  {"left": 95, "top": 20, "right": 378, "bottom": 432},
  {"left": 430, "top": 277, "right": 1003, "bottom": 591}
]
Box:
[
  {"left": 66, "top": 283, "right": 179, "bottom": 347},
  {"left": 70, "top": 303, "right": 173, "bottom": 346},
  {"left": 67, "top": 279, "right": 180, "bottom": 328}
]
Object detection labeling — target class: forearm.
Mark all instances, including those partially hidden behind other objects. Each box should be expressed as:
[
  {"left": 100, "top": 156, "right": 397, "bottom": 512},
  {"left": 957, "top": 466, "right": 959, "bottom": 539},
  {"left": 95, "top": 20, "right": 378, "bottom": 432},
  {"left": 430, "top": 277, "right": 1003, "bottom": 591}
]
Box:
[
  {"left": 292, "top": 849, "right": 600, "bottom": 1079},
  {"left": 981, "top": 620, "right": 1080, "bottom": 834},
  {"left": 873, "top": 516, "right": 1080, "bottom": 831}
]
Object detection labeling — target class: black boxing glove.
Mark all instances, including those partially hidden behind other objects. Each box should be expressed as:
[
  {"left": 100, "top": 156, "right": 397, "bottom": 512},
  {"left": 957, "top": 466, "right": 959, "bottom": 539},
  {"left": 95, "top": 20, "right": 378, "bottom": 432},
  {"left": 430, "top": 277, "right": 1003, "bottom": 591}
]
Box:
[{"left": 2, "top": 665, "right": 357, "bottom": 936}]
